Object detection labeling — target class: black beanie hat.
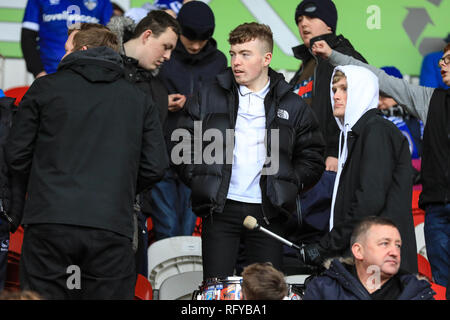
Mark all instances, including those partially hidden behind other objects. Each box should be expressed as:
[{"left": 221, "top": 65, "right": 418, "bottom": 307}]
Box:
[
  {"left": 177, "top": 1, "right": 215, "bottom": 40},
  {"left": 294, "top": 0, "right": 338, "bottom": 33}
]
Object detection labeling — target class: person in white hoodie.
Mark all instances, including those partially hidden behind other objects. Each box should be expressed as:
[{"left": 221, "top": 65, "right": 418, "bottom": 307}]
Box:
[{"left": 301, "top": 65, "right": 418, "bottom": 274}]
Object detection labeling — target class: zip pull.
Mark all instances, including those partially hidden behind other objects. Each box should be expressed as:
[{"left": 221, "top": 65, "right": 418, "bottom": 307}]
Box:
[{"left": 261, "top": 204, "right": 270, "bottom": 225}]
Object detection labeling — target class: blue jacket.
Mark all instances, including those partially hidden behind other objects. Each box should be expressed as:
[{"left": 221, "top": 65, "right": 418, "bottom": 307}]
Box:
[
  {"left": 420, "top": 51, "right": 449, "bottom": 89},
  {"left": 303, "top": 258, "right": 435, "bottom": 300}
]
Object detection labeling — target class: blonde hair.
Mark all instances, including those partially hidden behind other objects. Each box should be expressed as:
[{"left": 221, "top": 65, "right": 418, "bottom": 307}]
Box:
[{"left": 332, "top": 70, "right": 346, "bottom": 84}]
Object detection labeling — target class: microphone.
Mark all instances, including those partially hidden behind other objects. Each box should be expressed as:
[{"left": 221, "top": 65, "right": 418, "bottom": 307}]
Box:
[{"left": 243, "top": 216, "right": 301, "bottom": 251}]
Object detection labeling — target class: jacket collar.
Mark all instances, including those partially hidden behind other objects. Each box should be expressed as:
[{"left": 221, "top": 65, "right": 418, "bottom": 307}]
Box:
[
  {"left": 173, "top": 38, "right": 220, "bottom": 64},
  {"left": 216, "top": 67, "right": 290, "bottom": 101},
  {"left": 350, "top": 109, "right": 381, "bottom": 135},
  {"left": 292, "top": 33, "right": 342, "bottom": 60},
  {"left": 58, "top": 47, "right": 123, "bottom": 83},
  {"left": 122, "top": 54, "right": 154, "bottom": 81}
]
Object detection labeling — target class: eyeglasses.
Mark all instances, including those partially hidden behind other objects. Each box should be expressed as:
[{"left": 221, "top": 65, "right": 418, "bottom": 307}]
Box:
[{"left": 438, "top": 54, "right": 450, "bottom": 67}]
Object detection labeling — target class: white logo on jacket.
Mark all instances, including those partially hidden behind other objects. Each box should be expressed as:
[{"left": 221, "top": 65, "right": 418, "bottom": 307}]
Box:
[{"left": 277, "top": 109, "right": 289, "bottom": 120}]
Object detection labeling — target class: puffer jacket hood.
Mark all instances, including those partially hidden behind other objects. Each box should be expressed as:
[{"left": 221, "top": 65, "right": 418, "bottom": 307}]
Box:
[{"left": 58, "top": 46, "right": 124, "bottom": 83}]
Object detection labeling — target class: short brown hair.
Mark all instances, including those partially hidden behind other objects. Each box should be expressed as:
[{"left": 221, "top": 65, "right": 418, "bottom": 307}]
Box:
[
  {"left": 228, "top": 22, "right": 273, "bottom": 53},
  {"left": 68, "top": 23, "right": 120, "bottom": 52},
  {"left": 241, "top": 262, "right": 287, "bottom": 300},
  {"left": 332, "top": 70, "right": 346, "bottom": 84},
  {"left": 132, "top": 10, "right": 180, "bottom": 39},
  {"left": 444, "top": 43, "right": 450, "bottom": 53},
  {"left": 350, "top": 216, "right": 399, "bottom": 247}
]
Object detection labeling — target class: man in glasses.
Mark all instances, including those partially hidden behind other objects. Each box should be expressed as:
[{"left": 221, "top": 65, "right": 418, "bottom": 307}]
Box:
[{"left": 312, "top": 40, "right": 450, "bottom": 292}]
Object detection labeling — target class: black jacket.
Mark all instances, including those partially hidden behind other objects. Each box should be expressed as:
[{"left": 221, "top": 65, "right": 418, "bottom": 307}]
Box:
[
  {"left": 175, "top": 68, "right": 325, "bottom": 220},
  {"left": 419, "top": 89, "right": 450, "bottom": 208},
  {"left": 159, "top": 38, "right": 227, "bottom": 96},
  {"left": 159, "top": 38, "right": 227, "bottom": 145},
  {"left": 303, "top": 258, "right": 434, "bottom": 300},
  {"left": 122, "top": 55, "right": 168, "bottom": 128},
  {"left": 5, "top": 47, "right": 168, "bottom": 239},
  {"left": 319, "top": 109, "right": 417, "bottom": 274},
  {"left": 290, "top": 34, "right": 367, "bottom": 159}
]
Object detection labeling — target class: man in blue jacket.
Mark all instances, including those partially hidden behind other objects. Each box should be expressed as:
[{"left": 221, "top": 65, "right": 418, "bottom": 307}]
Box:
[{"left": 303, "top": 216, "right": 434, "bottom": 300}]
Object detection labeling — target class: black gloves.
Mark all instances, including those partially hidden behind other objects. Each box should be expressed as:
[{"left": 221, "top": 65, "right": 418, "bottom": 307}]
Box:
[{"left": 301, "top": 243, "right": 325, "bottom": 267}]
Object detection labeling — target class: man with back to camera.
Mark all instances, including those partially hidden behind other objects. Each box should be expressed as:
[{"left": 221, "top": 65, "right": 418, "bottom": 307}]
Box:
[
  {"left": 174, "top": 22, "right": 325, "bottom": 279},
  {"left": 3, "top": 23, "right": 168, "bottom": 299},
  {"left": 287, "top": 0, "right": 367, "bottom": 248},
  {"left": 303, "top": 216, "right": 434, "bottom": 300},
  {"left": 313, "top": 39, "right": 450, "bottom": 290}
]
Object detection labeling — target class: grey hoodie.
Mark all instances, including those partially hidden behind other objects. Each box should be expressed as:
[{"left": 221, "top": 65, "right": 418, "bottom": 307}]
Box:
[{"left": 329, "top": 50, "right": 434, "bottom": 124}]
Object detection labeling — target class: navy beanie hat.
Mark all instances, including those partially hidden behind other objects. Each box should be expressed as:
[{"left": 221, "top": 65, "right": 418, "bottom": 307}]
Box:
[
  {"left": 295, "top": 0, "right": 338, "bottom": 33},
  {"left": 177, "top": 1, "right": 215, "bottom": 40}
]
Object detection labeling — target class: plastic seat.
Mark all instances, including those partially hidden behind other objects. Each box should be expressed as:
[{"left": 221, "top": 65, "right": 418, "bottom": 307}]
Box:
[
  {"left": 158, "top": 271, "right": 203, "bottom": 300},
  {"left": 4, "top": 86, "right": 29, "bottom": 106},
  {"left": 284, "top": 274, "right": 310, "bottom": 285},
  {"left": 430, "top": 282, "right": 447, "bottom": 300},
  {"left": 147, "top": 236, "right": 203, "bottom": 299}
]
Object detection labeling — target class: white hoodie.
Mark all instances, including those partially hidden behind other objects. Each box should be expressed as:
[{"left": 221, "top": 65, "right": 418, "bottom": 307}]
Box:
[{"left": 329, "top": 65, "right": 380, "bottom": 230}]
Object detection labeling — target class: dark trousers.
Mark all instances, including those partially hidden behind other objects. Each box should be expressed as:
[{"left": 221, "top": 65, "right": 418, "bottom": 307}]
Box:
[
  {"left": 201, "top": 200, "right": 284, "bottom": 280},
  {"left": 20, "top": 224, "right": 136, "bottom": 300},
  {"left": 0, "top": 216, "right": 9, "bottom": 291}
]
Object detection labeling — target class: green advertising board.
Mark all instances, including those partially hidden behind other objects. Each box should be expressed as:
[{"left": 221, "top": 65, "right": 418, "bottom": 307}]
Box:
[{"left": 1, "top": 0, "right": 449, "bottom": 76}]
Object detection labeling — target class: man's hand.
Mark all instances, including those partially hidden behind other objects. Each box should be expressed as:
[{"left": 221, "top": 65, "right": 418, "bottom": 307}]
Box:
[
  {"left": 301, "top": 243, "right": 325, "bottom": 267},
  {"left": 36, "top": 71, "right": 47, "bottom": 78},
  {"left": 168, "top": 94, "right": 186, "bottom": 112},
  {"left": 311, "top": 40, "right": 333, "bottom": 59},
  {"left": 325, "top": 156, "right": 338, "bottom": 172}
]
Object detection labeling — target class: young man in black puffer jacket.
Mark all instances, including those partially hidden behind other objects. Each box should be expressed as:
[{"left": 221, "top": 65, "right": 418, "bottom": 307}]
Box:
[{"left": 174, "top": 23, "right": 325, "bottom": 280}]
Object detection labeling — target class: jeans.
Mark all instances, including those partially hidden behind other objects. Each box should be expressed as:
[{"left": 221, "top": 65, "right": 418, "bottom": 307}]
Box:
[
  {"left": 141, "top": 169, "right": 197, "bottom": 240},
  {"left": 424, "top": 203, "right": 450, "bottom": 287}
]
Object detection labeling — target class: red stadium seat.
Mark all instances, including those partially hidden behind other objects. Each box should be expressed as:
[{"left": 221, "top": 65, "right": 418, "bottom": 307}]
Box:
[
  {"left": 4, "top": 86, "right": 29, "bottom": 106},
  {"left": 431, "top": 282, "right": 447, "bottom": 300},
  {"left": 417, "top": 253, "right": 432, "bottom": 282}
]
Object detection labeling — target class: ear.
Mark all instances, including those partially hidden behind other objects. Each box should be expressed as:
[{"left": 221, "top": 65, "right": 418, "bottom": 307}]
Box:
[
  {"left": 263, "top": 52, "right": 272, "bottom": 67},
  {"left": 141, "top": 29, "right": 153, "bottom": 44},
  {"left": 80, "top": 45, "right": 88, "bottom": 51},
  {"left": 352, "top": 243, "right": 364, "bottom": 261}
]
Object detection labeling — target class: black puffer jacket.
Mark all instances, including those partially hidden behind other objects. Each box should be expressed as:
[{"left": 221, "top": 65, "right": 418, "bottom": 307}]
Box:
[
  {"left": 5, "top": 47, "right": 168, "bottom": 239},
  {"left": 175, "top": 68, "right": 325, "bottom": 220},
  {"left": 303, "top": 258, "right": 435, "bottom": 300},
  {"left": 122, "top": 55, "right": 168, "bottom": 129},
  {"left": 289, "top": 34, "right": 366, "bottom": 159}
]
